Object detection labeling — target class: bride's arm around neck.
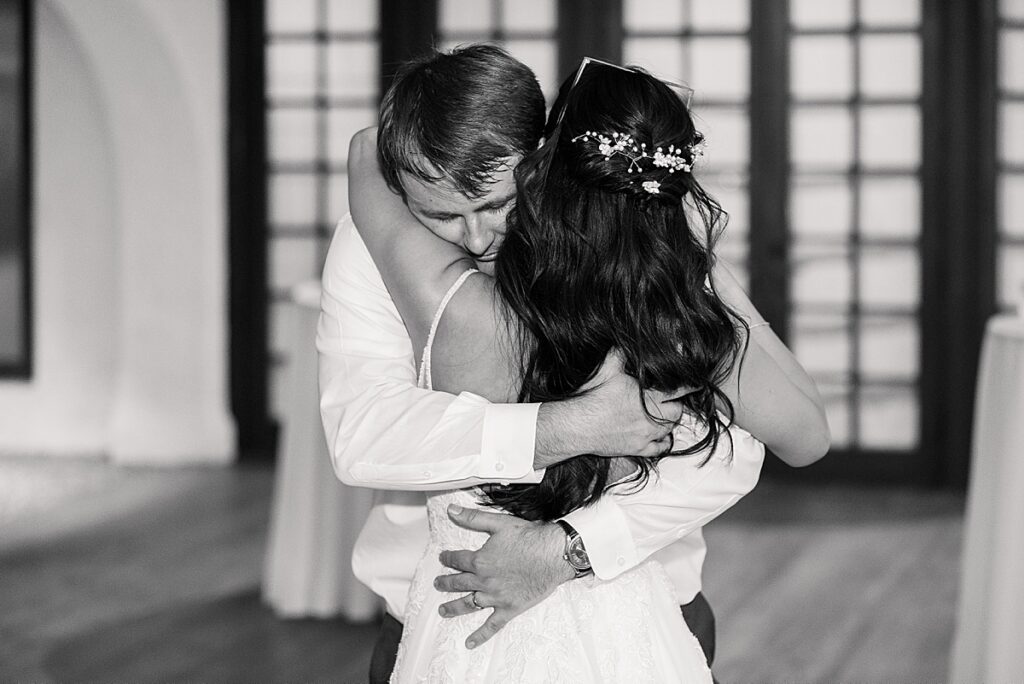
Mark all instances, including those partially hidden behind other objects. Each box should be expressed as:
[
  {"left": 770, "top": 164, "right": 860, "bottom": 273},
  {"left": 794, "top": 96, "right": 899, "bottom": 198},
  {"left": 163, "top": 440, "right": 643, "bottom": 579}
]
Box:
[
  {"left": 347, "top": 127, "right": 519, "bottom": 403},
  {"left": 711, "top": 260, "right": 831, "bottom": 467}
]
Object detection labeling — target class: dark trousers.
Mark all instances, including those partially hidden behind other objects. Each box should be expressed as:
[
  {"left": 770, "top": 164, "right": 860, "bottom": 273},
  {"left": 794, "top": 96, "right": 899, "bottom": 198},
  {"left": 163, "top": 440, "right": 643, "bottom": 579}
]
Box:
[
  {"left": 368, "top": 592, "right": 716, "bottom": 683},
  {"left": 368, "top": 613, "right": 404, "bottom": 684}
]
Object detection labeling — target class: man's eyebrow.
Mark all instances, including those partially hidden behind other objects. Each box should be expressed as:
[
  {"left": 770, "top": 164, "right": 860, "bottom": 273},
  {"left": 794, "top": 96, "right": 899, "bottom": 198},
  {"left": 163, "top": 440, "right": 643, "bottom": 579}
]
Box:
[
  {"left": 421, "top": 209, "right": 459, "bottom": 219},
  {"left": 478, "top": 194, "right": 516, "bottom": 210},
  {"left": 413, "top": 194, "right": 514, "bottom": 219},
  {"left": 406, "top": 198, "right": 454, "bottom": 220}
]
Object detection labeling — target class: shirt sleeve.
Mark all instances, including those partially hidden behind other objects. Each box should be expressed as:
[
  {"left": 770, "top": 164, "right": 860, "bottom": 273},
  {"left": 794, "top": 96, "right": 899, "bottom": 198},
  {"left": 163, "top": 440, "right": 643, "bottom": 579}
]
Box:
[
  {"left": 318, "top": 216, "right": 544, "bottom": 490},
  {"left": 562, "top": 421, "right": 765, "bottom": 580}
]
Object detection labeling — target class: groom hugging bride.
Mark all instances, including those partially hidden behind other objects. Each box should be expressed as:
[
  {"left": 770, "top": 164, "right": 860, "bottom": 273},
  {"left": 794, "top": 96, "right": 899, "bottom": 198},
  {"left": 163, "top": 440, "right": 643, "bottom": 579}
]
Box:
[{"left": 318, "top": 44, "right": 830, "bottom": 682}]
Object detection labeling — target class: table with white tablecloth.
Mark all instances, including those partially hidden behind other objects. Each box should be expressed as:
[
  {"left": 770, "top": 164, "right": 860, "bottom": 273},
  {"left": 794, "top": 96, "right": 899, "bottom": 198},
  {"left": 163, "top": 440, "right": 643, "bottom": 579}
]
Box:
[
  {"left": 950, "top": 314, "right": 1024, "bottom": 683},
  {"left": 261, "top": 281, "right": 379, "bottom": 622}
]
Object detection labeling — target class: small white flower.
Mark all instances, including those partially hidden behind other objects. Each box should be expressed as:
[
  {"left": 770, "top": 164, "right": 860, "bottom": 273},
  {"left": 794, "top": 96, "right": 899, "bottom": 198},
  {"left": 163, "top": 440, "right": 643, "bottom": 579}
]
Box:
[{"left": 642, "top": 180, "right": 661, "bottom": 194}]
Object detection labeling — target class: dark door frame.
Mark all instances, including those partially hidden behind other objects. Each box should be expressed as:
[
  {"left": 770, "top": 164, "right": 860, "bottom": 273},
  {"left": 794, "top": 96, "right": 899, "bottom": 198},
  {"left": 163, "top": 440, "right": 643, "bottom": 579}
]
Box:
[
  {"left": 0, "top": 0, "right": 33, "bottom": 379},
  {"left": 919, "top": 0, "right": 998, "bottom": 488},
  {"left": 228, "top": 0, "right": 276, "bottom": 460}
]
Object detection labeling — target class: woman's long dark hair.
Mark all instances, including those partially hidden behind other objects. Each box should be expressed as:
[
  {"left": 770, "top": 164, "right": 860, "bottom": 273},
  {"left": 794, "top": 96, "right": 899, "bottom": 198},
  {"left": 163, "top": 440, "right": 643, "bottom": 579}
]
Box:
[{"left": 483, "top": 63, "right": 745, "bottom": 522}]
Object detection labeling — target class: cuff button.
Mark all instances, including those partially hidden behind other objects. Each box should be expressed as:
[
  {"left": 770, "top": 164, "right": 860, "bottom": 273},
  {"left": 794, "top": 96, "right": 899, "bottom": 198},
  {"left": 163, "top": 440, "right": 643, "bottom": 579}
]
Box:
[{"left": 494, "top": 462, "right": 505, "bottom": 472}]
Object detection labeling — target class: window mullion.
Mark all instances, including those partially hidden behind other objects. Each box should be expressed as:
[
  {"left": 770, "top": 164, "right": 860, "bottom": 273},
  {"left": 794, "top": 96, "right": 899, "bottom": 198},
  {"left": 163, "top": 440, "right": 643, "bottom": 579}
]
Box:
[{"left": 748, "top": 0, "right": 791, "bottom": 339}]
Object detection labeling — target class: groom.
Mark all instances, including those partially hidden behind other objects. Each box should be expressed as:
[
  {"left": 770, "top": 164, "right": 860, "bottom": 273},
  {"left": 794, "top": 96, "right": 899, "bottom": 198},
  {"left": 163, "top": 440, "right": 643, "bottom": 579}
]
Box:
[{"left": 318, "top": 44, "right": 764, "bottom": 683}]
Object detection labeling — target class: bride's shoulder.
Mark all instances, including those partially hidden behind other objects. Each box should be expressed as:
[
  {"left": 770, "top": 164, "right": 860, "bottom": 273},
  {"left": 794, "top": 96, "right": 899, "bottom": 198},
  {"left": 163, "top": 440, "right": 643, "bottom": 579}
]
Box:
[
  {"left": 431, "top": 270, "right": 519, "bottom": 402},
  {"left": 349, "top": 126, "right": 377, "bottom": 159},
  {"left": 436, "top": 268, "right": 501, "bottom": 330}
]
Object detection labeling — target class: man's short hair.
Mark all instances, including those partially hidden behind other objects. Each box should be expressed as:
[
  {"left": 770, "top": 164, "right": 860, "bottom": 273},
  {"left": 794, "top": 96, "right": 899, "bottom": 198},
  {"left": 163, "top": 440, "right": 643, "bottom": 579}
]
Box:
[{"left": 377, "top": 44, "right": 546, "bottom": 199}]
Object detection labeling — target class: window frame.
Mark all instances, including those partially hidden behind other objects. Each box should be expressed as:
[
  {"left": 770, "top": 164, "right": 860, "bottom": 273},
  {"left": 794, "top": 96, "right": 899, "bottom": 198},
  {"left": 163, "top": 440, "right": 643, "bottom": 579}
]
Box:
[{"left": 240, "top": 0, "right": 1001, "bottom": 483}]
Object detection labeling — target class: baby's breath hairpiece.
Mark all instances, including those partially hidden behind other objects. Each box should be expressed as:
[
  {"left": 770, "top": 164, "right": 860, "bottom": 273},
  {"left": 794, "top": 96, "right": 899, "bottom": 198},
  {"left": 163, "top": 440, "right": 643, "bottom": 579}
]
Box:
[{"left": 571, "top": 130, "right": 706, "bottom": 194}]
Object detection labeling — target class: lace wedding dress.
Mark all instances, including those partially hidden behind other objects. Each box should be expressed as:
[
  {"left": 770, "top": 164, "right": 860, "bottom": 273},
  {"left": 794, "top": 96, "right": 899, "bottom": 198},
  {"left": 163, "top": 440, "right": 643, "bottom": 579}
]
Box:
[{"left": 390, "top": 270, "right": 713, "bottom": 684}]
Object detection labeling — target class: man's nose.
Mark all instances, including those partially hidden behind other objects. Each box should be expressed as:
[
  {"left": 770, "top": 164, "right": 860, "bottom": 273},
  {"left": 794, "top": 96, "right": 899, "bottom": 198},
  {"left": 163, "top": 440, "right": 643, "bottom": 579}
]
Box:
[{"left": 463, "top": 217, "right": 495, "bottom": 257}]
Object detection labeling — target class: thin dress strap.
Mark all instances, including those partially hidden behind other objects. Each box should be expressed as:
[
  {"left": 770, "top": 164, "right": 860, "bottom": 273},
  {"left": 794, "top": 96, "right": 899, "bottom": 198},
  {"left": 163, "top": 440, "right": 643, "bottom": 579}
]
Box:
[{"left": 418, "top": 268, "right": 479, "bottom": 390}]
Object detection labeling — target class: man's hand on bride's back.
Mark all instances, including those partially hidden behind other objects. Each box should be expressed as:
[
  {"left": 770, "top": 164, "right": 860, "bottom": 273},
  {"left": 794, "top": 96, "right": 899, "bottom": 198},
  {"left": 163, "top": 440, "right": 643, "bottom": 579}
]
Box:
[
  {"left": 434, "top": 506, "right": 572, "bottom": 649},
  {"left": 533, "top": 350, "right": 685, "bottom": 469}
]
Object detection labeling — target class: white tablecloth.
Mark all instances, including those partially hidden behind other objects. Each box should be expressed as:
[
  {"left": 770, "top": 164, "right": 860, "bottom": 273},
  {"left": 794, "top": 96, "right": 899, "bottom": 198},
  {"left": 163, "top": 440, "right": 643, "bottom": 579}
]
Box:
[
  {"left": 261, "top": 281, "right": 379, "bottom": 621},
  {"left": 951, "top": 314, "right": 1024, "bottom": 683}
]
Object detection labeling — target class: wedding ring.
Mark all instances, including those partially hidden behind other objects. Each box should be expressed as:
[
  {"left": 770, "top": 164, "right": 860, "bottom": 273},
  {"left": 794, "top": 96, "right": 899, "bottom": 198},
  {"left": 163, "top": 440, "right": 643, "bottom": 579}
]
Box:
[{"left": 470, "top": 591, "right": 484, "bottom": 611}]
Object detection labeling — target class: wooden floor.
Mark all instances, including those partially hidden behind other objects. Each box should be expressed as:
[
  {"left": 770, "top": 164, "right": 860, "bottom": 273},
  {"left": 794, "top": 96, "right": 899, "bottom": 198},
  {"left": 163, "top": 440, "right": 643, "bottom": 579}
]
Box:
[{"left": 0, "top": 457, "right": 965, "bottom": 683}]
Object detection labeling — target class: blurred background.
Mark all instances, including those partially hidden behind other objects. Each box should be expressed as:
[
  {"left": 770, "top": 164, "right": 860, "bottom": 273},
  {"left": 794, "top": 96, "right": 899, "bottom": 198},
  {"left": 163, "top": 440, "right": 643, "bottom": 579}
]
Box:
[{"left": 1, "top": 0, "right": 1021, "bottom": 682}]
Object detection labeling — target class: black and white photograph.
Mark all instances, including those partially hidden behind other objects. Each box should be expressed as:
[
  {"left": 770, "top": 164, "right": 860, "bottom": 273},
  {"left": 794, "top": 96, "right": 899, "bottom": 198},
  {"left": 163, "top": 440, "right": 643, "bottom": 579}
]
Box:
[{"left": 1, "top": 0, "right": 1022, "bottom": 681}]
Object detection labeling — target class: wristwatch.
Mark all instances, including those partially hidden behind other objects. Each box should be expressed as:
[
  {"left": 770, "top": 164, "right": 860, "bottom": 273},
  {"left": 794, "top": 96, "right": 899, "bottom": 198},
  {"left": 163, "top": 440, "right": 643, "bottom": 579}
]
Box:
[{"left": 555, "top": 520, "right": 592, "bottom": 578}]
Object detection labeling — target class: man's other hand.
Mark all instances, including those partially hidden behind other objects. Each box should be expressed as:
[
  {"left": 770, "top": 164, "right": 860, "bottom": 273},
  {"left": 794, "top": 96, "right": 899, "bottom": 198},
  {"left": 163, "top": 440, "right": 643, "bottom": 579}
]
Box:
[
  {"left": 534, "top": 350, "right": 687, "bottom": 468},
  {"left": 433, "top": 505, "right": 573, "bottom": 649}
]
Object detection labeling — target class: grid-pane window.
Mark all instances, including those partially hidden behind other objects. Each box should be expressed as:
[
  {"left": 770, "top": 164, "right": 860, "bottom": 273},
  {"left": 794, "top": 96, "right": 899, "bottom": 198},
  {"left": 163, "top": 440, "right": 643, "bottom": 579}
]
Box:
[
  {"left": 438, "top": 0, "right": 559, "bottom": 99},
  {"left": 266, "top": 0, "right": 379, "bottom": 418},
  {"left": 999, "top": 0, "right": 1024, "bottom": 311},
  {"left": 622, "top": 0, "right": 751, "bottom": 288},
  {"left": 788, "top": 0, "right": 922, "bottom": 450}
]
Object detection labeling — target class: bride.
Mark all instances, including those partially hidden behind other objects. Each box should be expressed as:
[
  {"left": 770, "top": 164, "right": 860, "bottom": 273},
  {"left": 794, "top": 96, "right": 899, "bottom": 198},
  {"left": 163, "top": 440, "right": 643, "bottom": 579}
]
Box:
[{"left": 349, "top": 57, "right": 828, "bottom": 683}]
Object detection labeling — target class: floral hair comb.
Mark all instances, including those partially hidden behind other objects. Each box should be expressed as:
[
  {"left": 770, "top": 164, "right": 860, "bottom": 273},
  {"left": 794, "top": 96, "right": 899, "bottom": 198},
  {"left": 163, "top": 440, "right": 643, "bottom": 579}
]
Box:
[{"left": 570, "top": 130, "right": 706, "bottom": 193}]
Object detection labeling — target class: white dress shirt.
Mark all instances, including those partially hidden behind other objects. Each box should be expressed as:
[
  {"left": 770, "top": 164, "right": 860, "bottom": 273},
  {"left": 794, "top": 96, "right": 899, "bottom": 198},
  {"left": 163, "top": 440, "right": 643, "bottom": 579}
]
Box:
[{"left": 318, "top": 215, "right": 765, "bottom": 620}]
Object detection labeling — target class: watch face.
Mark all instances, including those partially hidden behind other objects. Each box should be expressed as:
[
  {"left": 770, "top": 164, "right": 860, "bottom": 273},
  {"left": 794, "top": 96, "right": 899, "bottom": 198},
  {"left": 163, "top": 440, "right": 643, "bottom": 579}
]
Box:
[{"left": 567, "top": 538, "right": 590, "bottom": 569}]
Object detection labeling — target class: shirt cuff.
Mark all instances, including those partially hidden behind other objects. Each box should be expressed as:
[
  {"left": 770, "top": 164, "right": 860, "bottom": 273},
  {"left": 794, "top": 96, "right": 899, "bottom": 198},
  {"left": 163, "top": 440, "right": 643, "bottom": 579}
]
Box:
[
  {"left": 480, "top": 402, "right": 544, "bottom": 483},
  {"left": 561, "top": 495, "right": 639, "bottom": 580}
]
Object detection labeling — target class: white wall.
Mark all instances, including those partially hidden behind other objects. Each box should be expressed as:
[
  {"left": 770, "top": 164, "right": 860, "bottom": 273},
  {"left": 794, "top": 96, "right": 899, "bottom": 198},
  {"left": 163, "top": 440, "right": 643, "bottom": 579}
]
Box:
[{"left": 0, "top": 0, "right": 235, "bottom": 464}]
